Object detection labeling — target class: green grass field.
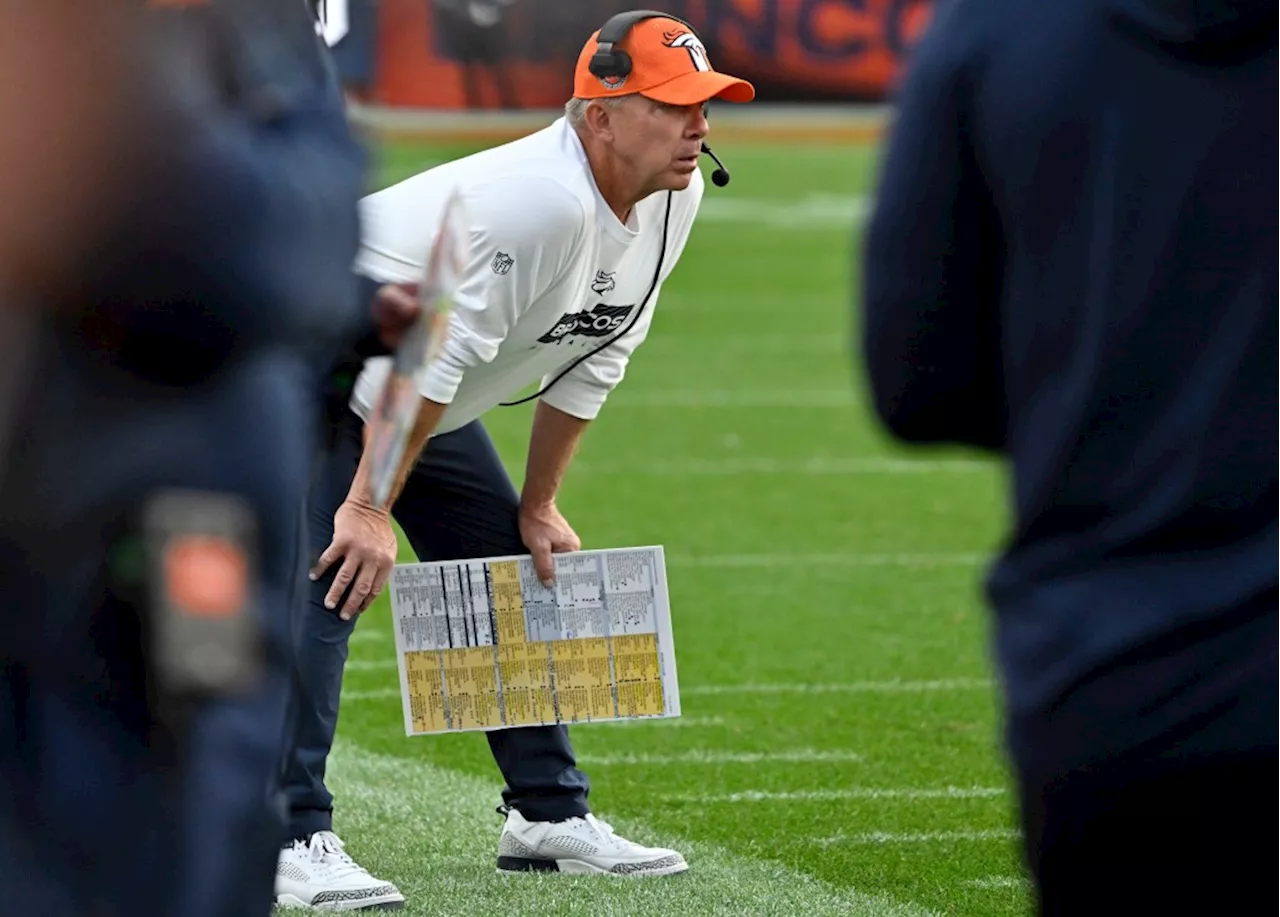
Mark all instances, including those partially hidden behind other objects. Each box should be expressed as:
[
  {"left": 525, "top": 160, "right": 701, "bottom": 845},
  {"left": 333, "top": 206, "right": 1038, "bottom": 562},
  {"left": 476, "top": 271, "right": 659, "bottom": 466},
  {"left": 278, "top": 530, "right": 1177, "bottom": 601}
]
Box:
[{"left": 328, "top": 134, "right": 1028, "bottom": 916}]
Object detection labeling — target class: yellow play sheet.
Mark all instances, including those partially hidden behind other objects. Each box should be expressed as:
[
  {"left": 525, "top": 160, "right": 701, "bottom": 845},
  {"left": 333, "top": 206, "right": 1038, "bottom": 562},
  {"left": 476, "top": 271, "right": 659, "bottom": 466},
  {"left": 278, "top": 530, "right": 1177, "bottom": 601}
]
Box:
[{"left": 387, "top": 546, "right": 680, "bottom": 735}]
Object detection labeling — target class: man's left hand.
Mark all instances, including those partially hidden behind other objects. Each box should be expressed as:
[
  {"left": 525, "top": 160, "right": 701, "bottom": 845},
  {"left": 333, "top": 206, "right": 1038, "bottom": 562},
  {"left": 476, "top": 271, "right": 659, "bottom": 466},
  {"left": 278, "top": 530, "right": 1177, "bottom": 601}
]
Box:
[{"left": 519, "top": 500, "right": 580, "bottom": 587}]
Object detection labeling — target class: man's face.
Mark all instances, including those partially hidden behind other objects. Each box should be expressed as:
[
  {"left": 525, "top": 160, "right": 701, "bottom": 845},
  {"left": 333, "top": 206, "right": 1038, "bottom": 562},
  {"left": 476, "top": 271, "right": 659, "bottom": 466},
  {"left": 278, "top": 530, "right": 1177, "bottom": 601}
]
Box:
[{"left": 606, "top": 95, "right": 711, "bottom": 195}]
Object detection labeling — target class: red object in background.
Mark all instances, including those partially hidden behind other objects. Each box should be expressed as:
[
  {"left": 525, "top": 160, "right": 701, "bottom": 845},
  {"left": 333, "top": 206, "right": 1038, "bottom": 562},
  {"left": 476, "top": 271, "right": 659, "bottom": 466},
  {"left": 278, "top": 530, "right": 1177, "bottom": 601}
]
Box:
[
  {"left": 370, "top": 0, "right": 934, "bottom": 109},
  {"left": 695, "top": 0, "right": 935, "bottom": 100}
]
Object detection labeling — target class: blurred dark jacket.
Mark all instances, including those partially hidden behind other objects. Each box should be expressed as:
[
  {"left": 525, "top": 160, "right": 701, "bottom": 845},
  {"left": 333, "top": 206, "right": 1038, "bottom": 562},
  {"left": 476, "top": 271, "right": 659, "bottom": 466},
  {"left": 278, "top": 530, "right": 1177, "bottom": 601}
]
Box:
[{"left": 862, "top": 0, "right": 1277, "bottom": 775}]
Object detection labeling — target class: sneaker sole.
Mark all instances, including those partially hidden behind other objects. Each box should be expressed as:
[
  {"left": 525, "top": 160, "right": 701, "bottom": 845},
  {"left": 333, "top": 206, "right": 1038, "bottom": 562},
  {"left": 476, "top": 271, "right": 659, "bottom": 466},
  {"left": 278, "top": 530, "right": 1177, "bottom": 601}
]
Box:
[
  {"left": 275, "top": 892, "right": 407, "bottom": 912},
  {"left": 496, "top": 856, "right": 689, "bottom": 878}
]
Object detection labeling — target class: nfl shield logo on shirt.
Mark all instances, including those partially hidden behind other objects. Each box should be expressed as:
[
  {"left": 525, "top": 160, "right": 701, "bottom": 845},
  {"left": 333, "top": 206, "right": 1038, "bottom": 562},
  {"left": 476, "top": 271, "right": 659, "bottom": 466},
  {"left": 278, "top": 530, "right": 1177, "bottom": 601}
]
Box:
[{"left": 491, "top": 251, "right": 514, "bottom": 275}]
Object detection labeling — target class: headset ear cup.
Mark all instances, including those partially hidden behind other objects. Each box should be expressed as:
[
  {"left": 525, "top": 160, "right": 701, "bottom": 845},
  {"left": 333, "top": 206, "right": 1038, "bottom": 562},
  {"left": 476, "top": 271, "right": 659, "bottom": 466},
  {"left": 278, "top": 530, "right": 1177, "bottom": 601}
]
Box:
[
  {"left": 588, "top": 49, "right": 613, "bottom": 78},
  {"left": 588, "top": 48, "right": 632, "bottom": 80}
]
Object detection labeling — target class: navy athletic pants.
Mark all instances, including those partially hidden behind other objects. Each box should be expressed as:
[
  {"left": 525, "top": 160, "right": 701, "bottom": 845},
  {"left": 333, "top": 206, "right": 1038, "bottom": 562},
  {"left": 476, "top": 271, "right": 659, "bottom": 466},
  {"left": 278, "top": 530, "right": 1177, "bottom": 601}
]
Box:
[{"left": 283, "top": 409, "right": 591, "bottom": 838}]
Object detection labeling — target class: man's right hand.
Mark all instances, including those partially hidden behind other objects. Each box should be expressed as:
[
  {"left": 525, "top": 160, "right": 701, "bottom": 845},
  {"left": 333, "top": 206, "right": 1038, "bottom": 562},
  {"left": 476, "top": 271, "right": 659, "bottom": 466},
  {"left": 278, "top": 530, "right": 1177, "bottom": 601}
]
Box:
[{"left": 310, "top": 499, "right": 398, "bottom": 621}]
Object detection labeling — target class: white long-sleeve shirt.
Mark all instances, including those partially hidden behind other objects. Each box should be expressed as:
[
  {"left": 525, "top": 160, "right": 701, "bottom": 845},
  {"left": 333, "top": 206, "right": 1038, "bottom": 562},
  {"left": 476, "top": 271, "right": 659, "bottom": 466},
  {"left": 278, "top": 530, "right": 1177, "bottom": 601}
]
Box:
[{"left": 349, "top": 117, "right": 704, "bottom": 435}]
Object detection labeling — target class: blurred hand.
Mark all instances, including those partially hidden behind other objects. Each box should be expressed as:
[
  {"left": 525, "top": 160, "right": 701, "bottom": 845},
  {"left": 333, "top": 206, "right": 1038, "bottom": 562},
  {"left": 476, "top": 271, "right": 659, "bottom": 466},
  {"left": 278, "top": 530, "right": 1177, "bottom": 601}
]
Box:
[
  {"left": 519, "top": 501, "right": 581, "bottom": 587},
  {"left": 310, "top": 499, "right": 398, "bottom": 621},
  {"left": 371, "top": 283, "right": 422, "bottom": 351}
]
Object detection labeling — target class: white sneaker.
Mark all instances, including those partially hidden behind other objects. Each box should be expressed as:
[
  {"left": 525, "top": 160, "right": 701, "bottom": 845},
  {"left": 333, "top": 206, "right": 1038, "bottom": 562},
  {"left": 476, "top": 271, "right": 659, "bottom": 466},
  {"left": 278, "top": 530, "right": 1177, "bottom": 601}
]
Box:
[
  {"left": 496, "top": 807, "right": 688, "bottom": 877},
  {"left": 275, "top": 831, "right": 406, "bottom": 911}
]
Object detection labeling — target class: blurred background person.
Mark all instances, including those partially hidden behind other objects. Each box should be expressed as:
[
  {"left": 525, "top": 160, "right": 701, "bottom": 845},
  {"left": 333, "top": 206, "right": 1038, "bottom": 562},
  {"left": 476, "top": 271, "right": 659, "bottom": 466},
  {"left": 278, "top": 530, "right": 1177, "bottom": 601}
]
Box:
[
  {"left": 311, "top": 0, "right": 381, "bottom": 104},
  {"left": 0, "top": 2, "right": 372, "bottom": 915},
  {"left": 433, "top": 0, "right": 520, "bottom": 109},
  {"left": 860, "top": 0, "right": 1277, "bottom": 914}
]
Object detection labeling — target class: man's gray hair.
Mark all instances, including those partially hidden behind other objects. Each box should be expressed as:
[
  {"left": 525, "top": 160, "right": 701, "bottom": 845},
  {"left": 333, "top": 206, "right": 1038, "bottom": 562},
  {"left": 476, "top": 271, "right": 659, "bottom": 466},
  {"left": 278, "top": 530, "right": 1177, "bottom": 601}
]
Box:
[{"left": 564, "top": 96, "right": 626, "bottom": 127}]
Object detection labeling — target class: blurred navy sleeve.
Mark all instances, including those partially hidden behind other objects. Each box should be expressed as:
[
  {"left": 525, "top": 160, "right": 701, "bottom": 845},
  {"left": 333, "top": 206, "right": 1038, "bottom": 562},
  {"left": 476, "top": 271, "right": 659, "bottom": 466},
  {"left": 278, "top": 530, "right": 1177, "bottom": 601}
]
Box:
[
  {"left": 81, "top": 1, "right": 371, "bottom": 381},
  {"left": 860, "top": 1, "right": 1006, "bottom": 450}
]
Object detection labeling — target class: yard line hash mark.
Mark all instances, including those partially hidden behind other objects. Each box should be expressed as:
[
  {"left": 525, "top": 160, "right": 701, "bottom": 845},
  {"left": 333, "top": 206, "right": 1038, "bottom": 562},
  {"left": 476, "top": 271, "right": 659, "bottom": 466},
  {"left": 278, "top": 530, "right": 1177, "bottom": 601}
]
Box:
[{"left": 816, "top": 829, "right": 1021, "bottom": 847}]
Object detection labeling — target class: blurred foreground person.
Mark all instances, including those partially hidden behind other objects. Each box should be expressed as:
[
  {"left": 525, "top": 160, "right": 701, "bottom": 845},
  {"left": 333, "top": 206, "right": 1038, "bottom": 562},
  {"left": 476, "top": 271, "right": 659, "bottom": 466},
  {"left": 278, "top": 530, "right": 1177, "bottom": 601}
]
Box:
[
  {"left": 861, "top": 1, "right": 1277, "bottom": 914},
  {"left": 0, "top": 2, "right": 369, "bottom": 916}
]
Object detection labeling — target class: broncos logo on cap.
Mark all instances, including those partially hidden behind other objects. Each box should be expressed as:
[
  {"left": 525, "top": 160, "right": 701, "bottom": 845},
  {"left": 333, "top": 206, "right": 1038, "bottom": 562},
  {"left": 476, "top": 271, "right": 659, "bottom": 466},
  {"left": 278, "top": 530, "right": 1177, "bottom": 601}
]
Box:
[{"left": 663, "top": 29, "right": 712, "bottom": 73}]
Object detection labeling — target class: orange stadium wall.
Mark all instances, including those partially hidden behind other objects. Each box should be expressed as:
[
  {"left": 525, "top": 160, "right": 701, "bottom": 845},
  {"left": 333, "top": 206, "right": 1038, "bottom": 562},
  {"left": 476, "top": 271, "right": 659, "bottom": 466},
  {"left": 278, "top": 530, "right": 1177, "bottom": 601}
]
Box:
[{"left": 369, "top": 0, "right": 935, "bottom": 108}]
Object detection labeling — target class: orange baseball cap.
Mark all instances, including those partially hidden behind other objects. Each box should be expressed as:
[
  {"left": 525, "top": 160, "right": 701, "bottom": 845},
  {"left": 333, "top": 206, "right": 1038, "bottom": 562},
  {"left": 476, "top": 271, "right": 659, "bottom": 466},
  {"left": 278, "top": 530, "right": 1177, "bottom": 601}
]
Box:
[{"left": 574, "top": 16, "right": 755, "bottom": 106}]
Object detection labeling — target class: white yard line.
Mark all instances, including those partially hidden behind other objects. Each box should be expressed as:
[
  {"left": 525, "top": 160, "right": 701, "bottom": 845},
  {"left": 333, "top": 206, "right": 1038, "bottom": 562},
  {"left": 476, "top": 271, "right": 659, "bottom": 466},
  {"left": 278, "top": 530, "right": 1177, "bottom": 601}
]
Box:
[
  {"left": 660, "top": 291, "right": 845, "bottom": 313},
  {"left": 572, "top": 457, "right": 994, "bottom": 474},
  {"left": 697, "top": 194, "right": 870, "bottom": 228},
  {"left": 349, "top": 627, "right": 390, "bottom": 645},
  {"left": 964, "top": 876, "right": 1029, "bottom": 889},
  {"left": 816, "top": 829, "right": 1021, "bottom": 847},
  {"left": 329, "top": 741, "right": 942, "bottom": 917},
  {"left": 683, "top": 678, "right": 994, "bottom": 696},
  {"left": 599, "top": 715, "right": 727, "bottom": 729},
  {"left": 341, "top": 688, "right": 399, "bottom": 701},
  {"left": 668, "top": 552, "right": 987, "bottom": 568},
  {"left": 605, "top": 390, "right": 857, "bottom": 408},
  {"left": 642, "top": 335, "right": 847, "bottom": 356},
  {"left": 669, "top": 787, "right": 1007, "bottom": 804},
  {"left": 579, "top": 748, "right": 862, "bottom": 766}
]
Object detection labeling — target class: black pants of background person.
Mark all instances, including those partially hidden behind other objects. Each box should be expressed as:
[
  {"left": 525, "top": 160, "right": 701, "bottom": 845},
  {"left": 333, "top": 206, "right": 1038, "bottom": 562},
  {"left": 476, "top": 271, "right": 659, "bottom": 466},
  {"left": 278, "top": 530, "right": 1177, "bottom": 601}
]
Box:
[
  {"left": 1012, "top": 598, "right": 1278, "bottom": 916},
  {"left": 282, "top": 408, "right": 590, "bottom": 839}
]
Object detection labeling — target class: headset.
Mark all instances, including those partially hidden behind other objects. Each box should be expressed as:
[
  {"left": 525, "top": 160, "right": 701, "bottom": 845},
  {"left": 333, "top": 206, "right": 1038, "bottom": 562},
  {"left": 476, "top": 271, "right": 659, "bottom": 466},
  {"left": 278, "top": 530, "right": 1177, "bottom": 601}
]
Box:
[{"left": 500, "top": 10, "right": 733, "bottom": 408}]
